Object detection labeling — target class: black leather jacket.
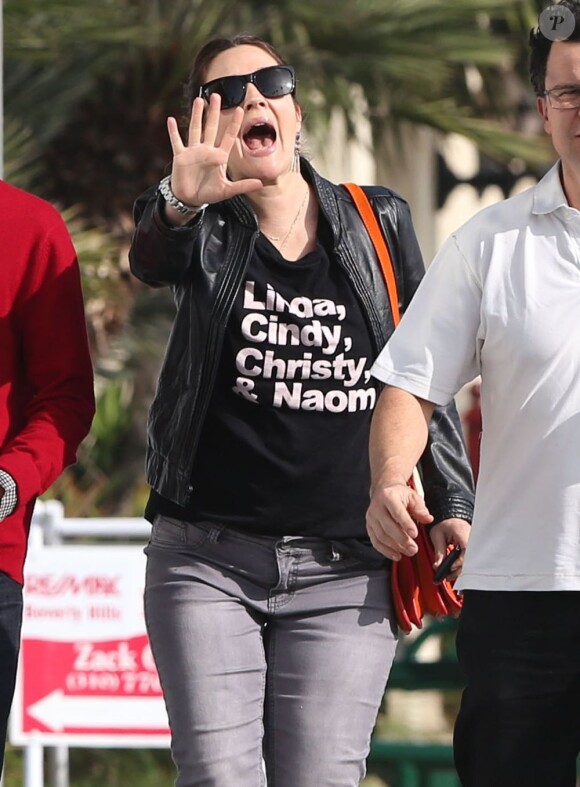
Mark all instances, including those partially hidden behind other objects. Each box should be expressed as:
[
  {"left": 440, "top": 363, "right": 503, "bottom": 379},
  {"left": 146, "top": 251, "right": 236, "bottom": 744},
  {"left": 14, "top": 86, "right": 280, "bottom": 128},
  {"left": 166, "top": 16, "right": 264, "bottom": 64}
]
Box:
[{"left": 129, "top": 159, "right": 474, "bottom": 524}]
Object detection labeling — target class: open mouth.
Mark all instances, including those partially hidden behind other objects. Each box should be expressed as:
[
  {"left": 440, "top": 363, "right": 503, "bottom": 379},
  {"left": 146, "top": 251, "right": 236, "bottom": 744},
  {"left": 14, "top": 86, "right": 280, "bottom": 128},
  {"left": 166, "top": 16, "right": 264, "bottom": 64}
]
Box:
[{"left": 243, "top": 121, "right": 277, "bottom": 151}]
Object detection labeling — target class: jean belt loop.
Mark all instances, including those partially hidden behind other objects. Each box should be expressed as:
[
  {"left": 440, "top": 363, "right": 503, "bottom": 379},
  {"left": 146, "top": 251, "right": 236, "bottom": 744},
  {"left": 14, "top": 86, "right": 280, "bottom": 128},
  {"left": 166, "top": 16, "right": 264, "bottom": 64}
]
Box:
[{"left": 329, "top": 542, "right": 342, "bottom": 562}]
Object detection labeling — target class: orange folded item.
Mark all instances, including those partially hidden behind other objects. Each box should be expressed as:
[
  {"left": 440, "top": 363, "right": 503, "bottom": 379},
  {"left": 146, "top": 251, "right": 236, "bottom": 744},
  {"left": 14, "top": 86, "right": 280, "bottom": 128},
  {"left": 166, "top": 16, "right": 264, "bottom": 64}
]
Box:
[
  {"left": 390, "top": 560, "right": 413, "bottom": 634},
  {"left": 343, "top": 181, "right": 464, "bottom": 635},
  {"left": 395, "top": 547, "right": 423, "bottom": 630},
  {"left": 391, "top": 532, "right": 463, "bottom": 633}
]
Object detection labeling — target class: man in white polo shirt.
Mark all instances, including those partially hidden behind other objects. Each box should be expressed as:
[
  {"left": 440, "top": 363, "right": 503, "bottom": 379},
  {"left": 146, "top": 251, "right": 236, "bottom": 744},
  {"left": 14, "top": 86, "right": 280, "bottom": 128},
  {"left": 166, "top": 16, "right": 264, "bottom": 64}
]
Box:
[{"left": 366, "top": 3, "right": 580, "bottom": 785}]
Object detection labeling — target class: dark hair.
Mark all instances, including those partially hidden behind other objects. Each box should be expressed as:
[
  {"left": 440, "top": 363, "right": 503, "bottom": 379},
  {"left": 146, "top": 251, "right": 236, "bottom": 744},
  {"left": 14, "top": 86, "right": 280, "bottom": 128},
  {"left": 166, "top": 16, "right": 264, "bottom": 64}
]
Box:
[
  {"left": 182, "top": 35, "right": 290, "bottom": 129},
  {"left": 529, "top": 1, "right": 580, "bottom": 95}
]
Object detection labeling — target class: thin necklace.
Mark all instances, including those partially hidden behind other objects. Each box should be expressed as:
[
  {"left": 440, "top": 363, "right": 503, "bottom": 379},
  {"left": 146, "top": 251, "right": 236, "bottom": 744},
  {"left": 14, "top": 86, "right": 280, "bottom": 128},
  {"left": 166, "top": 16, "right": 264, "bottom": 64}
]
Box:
[{"left": 261, "top": 187, "right": 309, "bottom": 252}]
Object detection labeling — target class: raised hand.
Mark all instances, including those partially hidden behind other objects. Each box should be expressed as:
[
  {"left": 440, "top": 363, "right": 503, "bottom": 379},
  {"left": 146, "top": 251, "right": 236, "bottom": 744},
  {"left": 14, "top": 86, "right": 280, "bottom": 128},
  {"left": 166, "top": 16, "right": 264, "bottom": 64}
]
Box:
[{"left": 167, "top": 93, "right": 263, "bottom": 209}]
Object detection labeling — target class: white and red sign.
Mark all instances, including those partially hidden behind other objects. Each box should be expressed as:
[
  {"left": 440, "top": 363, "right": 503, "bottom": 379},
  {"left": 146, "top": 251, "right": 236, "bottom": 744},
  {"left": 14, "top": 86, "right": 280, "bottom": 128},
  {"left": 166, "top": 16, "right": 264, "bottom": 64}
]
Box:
[{"left": 10, "top": 545, "right": 170, "bottom": 747}]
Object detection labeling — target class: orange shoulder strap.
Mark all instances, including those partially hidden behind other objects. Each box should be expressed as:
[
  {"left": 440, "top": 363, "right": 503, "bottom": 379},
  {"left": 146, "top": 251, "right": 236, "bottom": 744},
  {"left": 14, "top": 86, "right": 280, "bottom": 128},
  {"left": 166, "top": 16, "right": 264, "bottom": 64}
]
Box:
[{"left": 342, "top": 182, "right": 400, "bottom": 325}]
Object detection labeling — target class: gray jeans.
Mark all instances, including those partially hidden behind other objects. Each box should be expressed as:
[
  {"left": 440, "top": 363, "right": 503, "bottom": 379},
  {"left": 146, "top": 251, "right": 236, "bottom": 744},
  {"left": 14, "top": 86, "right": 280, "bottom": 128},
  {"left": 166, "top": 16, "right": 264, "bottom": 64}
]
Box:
[{"left": 144, "top": 516, "right": 398, "bottom": 787}]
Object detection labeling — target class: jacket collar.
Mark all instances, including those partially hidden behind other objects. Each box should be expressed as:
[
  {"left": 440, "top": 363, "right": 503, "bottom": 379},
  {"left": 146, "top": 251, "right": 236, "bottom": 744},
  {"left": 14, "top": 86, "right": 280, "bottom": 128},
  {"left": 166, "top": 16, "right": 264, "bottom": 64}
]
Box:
[{"left": 300, "top": 158, "right": 343, "bottom": 246}]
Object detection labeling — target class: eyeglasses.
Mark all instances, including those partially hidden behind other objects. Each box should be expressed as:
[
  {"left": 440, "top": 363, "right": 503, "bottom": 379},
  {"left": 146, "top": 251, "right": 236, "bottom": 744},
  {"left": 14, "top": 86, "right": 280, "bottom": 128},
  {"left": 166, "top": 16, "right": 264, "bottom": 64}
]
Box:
[
  {"left": 198, "top": 65, "right": 296, "bottom": 110},
  {"left": 543, "top": 84, "right": 580, "bottom": 110}
]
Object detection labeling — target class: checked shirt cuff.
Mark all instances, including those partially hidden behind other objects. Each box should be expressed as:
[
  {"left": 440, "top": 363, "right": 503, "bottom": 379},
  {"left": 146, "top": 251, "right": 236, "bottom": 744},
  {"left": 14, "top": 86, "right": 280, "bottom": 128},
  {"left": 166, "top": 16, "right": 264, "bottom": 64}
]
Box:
[{"left": 0, "top": 470, "right": 18, "bottom": 521}]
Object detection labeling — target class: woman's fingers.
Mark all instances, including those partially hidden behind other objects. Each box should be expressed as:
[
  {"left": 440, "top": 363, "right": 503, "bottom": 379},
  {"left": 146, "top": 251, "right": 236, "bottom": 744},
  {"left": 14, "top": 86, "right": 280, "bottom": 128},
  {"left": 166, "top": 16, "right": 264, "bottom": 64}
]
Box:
[
  {"left": 181, "top": 94, "right": 243, "bottom": 158},
  {"left": 218, "top": 107, "right": 244, "bottom": 154},
  {"left": 167, "top": 117, "right": 185, "bottom": 155},
  {"left": 187, "top": 97, "right": 204, "bottom": 146},
  {"left": 202, "top": 93, "right": 221, "bottom": 147}
]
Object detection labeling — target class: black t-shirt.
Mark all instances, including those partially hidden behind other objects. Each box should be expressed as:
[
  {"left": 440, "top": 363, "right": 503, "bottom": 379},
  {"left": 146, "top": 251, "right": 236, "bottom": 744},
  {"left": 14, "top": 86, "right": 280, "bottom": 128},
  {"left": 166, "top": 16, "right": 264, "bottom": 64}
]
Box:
[{"left": 149, "top": 225, "right": 380, "bottom": 539}]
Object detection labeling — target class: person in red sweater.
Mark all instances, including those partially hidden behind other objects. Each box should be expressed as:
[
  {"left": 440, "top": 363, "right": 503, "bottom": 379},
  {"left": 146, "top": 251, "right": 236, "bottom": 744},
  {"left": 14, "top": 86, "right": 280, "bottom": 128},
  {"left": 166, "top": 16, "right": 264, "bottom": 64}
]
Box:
[{"left": 0, "top": 180, "right": 95, "bottom": 769}]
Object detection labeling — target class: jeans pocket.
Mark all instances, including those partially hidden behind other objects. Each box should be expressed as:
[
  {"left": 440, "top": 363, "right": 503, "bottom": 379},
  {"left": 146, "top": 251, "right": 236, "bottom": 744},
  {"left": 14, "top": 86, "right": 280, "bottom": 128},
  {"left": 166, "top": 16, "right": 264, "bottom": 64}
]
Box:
[
  {"left": 150, "top": 515, "right": 188, "bottom": 547},
  {"left": 149, "top": 515, "right": 213, "bottom": 551}
]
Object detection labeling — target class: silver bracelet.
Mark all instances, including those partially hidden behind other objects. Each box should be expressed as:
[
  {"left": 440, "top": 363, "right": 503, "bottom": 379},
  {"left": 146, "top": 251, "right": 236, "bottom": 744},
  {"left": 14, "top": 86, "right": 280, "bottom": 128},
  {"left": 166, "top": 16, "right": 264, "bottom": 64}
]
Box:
[{"left": 158, "top": 175, "right": 207, "bottom": 216}]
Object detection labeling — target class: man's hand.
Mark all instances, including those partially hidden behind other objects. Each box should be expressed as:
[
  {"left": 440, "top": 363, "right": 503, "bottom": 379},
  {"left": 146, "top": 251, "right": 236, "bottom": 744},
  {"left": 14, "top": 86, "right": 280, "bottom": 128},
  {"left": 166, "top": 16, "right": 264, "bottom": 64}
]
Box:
[
  {"left": 366, "top": 480, "right": 434, "bottom": 561},
  {"left": 429, "top": 518, "right": 471, "bottom": 582},
  {"left": 367, "top": 387, "right": 435, "bottom": 560}
]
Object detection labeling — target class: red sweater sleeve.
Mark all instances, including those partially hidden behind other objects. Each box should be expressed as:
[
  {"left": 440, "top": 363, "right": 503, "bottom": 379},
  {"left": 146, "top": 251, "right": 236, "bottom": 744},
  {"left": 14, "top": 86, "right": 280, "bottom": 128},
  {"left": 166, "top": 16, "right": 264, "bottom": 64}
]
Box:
[{"left": 0, "top": 183, "right": 95, "bottom": 509}]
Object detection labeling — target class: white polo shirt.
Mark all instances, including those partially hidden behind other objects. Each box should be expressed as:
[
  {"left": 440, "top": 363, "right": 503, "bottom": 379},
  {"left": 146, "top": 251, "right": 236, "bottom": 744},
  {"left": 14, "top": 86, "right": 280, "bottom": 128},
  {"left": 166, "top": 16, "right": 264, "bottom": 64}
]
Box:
[{"left": 372, "top": 162, "right": 580, "bottom": 592}]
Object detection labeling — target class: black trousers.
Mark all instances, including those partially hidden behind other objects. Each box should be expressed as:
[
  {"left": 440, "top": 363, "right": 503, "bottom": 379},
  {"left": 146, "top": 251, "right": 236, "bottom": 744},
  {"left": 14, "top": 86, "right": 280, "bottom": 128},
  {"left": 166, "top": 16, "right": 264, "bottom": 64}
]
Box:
[
  {"left": 0, "top": 571, "right": 23, "bottom": 777},
  {"left": 454, "top": 590, "right": 580, "bottom": 787}
]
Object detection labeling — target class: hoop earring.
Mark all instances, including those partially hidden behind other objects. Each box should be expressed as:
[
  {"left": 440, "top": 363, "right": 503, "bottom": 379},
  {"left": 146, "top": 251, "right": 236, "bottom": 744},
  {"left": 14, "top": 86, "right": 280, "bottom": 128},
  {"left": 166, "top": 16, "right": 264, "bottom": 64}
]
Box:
[{"left": 291, "top": 132, "right": 301, "bottom": 173}]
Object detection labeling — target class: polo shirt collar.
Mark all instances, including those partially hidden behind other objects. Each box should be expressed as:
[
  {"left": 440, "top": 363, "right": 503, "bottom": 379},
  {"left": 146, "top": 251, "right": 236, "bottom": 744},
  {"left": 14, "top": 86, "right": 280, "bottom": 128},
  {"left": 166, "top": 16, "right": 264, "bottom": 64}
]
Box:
[{"left": 533, "top": 161, "right": 570, "bottom": 215}]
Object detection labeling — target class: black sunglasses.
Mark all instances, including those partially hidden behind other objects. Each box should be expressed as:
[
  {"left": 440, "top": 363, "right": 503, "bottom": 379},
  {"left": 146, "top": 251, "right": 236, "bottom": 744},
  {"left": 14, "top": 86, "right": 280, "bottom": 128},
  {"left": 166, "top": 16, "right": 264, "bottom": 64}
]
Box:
[{"left": 198, "top": 65, "right": 296, "bottom": 110}]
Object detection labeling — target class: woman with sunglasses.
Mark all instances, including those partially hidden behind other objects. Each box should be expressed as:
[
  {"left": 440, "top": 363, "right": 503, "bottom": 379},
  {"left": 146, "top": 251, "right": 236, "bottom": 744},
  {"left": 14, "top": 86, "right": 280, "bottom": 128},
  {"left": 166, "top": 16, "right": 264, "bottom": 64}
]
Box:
[{"left": 130, "top": 34, "right": 474, "bottom": 787}]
